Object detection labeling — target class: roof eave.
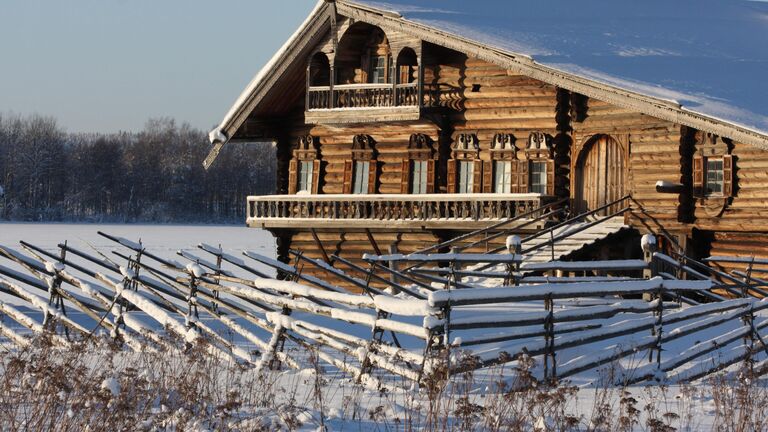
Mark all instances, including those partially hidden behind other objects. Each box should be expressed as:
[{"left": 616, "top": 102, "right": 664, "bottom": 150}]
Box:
[{"left": 209, "top": 0, "right": 330, "bottom": 145}]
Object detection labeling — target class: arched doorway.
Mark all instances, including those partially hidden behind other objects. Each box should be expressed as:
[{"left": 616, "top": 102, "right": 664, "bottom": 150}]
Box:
[{"left": 574, "top": 135, "right": 627, "bottom": 215}]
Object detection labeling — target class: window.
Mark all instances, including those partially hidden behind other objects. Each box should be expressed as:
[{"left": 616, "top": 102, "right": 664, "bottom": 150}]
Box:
[
  {"left": 457, "top": 161, "right": 475, "bottom": 194},
  {"left": 410, "top": 160, "right": 429, "bottom": 194},
  {"left": 297, "top": 161, "right": 314, "bottom": 193},
  {"left": 692, "top": 132, "right": 734, "bottom": 199},
  {"left": 493, "top": 161, "right": 513, "bottom": 193},
  {"left": 706, "top": 158, "right": 724, "bottom": 195},
  {"left": 530, "top": 161, "right": 547, "bottom": 194},
  {"left": 370, "top": 56, "right": 388, "bottom": 84},
  {"left": 353, "top": 161, "right": 370, "bottom": 194}
]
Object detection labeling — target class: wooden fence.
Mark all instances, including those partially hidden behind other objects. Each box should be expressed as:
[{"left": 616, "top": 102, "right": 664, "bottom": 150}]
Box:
[{"left": 0, "top": 231, "right": 767, "bottom": 389}]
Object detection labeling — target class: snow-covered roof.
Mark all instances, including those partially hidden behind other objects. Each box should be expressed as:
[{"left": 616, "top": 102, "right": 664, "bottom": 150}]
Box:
[
  {"left": 349, "top": 0, "right": 768, "bottom": 135},
  {"left": 209, "top": 0, "right": 768, "bottom": 152}
]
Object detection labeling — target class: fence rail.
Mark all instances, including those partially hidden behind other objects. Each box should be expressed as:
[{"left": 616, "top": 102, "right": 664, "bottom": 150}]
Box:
[{"left": 1, "top": 230, "right": 767, "bottom": 389}]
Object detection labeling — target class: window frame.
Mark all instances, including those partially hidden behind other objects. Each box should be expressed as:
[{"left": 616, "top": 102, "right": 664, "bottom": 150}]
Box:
[
  {"left": 352, "top": 160, "right": 371, "bottom": 194},
  {"left": 288, "top": 134, "right": 320, "bottom": 195},
  {"left": 297, "top": 160, "right": 314, "bottom": 193},
  {"left": 530, "top": 160, "right": 548, "bottom": 195},
  {"left": 457, "top": 160, "right": 475, "bottom": 194},
  {"left": 409, "top": 160, "right": 429, "bottom": 194},
  {"left": 692, "top": 132, "right": 735, "bottom": 200},
  {"left": 493, "top": 160, "right": 514, "bottom": 194}
]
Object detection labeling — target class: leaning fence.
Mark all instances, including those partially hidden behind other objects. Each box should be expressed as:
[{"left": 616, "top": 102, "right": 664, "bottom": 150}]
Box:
[{"left": 0, "top": 231, "right": 767, "bottom": 389}]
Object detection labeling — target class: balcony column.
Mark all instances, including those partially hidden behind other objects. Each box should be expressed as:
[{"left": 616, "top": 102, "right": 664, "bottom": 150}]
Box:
[
  {"left": 392, "top": 48, "right": 399, "bottom": 107},
  {"left": 417, "top": 58, "right": 423, "bottom": 108},
  {"left": 329, "top": 65, "right": 336, "bottom": 109}
]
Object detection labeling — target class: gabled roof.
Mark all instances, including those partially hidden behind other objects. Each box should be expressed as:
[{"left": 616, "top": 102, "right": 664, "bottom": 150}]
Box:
[{"left": 207, "top": 0, "right": 768, "bottom": 163}]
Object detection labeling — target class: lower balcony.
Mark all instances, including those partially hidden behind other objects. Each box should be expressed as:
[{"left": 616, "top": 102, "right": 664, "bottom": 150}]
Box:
[{"left": 246, "top": 193, "right": 555, "bottom": 230}]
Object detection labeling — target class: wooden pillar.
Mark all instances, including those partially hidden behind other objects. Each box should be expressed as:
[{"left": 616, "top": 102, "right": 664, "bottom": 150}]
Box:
[
  {"left": 388, "top": 243, "right": 400, "bottom": 293},
  {"left": 329, "top": 65, "right": 335, "bottom": 109}
]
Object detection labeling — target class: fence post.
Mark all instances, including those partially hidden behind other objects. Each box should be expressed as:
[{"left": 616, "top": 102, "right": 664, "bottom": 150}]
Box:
[
  {"left": 506, "top": 235, "right": 522, "bottom": 286},
  {"left": 641, "top": 234, "right": 657, "bottom": 304},
  {"left": 543, "top": 293, "right": 556, "bottom": 384},
  {"left": 388, "top": 243, "right": 400, "bottom": 291}
]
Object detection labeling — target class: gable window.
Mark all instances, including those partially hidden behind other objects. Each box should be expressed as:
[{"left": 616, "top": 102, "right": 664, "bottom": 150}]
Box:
[
  {"left": 353, "top": 161, "right": 371, "bottom": 194},
  {"left": 530, "top": 160, "right": 548, "bottom": 194},
  {"left": 288, "top": 135, "right": 321, "bottom": 194},
  {"left": 493, "top": 161, "right": 513, "bottom": 193},
  {"left": 457, "top": 161, "right": 475, "bottom": 194}
]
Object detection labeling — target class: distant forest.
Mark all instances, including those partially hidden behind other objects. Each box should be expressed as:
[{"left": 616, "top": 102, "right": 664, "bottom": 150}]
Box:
[{"left": 0, "top": 114, "right": 276, "bottom": 223}]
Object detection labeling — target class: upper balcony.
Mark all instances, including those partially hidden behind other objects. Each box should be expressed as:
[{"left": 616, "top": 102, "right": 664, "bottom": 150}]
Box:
[
  {"left": 246, "top": 193, "right": 554, "bottom": 230},
  {"left": 304, "top": 22, "right": 435, "bottom": 124}
]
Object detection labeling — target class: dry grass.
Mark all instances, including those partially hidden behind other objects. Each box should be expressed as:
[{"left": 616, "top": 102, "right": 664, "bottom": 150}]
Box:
[{"left": 1, "top": 335, "right": 767, "bottom": 431}]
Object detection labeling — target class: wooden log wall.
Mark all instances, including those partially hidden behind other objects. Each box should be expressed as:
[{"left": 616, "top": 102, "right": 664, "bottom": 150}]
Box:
[
  {"left": 693, "top": 141, "right": 768, "bottom": 232},
  {"left": 283, "top": 121, "right": 441, "bottom": 194},
  {"left": 424, "top": 54, "right": 560, "bottom": 186},
  {"left": 570, "top": 98, "right": 687, "bottom": 233}
]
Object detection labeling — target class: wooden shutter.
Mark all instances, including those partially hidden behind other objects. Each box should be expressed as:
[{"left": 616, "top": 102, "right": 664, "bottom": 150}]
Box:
[
  {"left": 446, "top": 160, "right": 457, "bottom": 193},
  {"left": 693, "top": 155, "right": 704, "bottom": 198},
  {"left": 311, "top": 160, "right": 321, "bottom": 194},
  {"left": 546, "top": 159, "right": 556, "bottom": 196},
  {"left": 472, "top": 160, "right": 483, "bottom": 194},
  {"left": 517, "top": 160, "right": 529, "bottom": 193},
  {"left": 367, "top": 159, "right": 377, "bottom": 194},
  {"left": 723, "top": 154, "right": 734, "bottom": 197},
  {"left": 400, "top": 159, "right": 410, "bottom": 194},
  {"left": 288, "top": 159, "right": 298, "bottom": 194},
  {"left": 482, "top": 161, "right": 493, "bottom": 193},
  {"left": 426, "top": 160, "right": 436, "bottom": 193},
  {"left": 342, "top": 160, "right": 353, "bottom": 194}
]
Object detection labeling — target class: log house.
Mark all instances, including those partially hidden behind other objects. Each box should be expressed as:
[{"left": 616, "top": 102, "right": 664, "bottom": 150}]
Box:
[{"left": 205, "top": 0, "right": 768, "bottom": 287}]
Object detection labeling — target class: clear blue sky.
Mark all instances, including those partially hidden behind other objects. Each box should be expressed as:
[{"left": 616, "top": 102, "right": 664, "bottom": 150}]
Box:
[{"left": 0, "top": 0, "right": 317, "bottom": 133}]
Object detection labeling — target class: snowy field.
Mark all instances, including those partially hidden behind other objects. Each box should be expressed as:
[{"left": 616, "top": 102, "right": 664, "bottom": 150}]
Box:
[
  {"left": 0, "top": 223, "right": 766, "bottom": 430},
  {"left": 0, "top": 222, "right": 277, "bottom": 265}
]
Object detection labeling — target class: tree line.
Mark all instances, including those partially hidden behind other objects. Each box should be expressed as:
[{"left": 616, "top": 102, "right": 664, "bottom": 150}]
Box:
[{"left": 0, "top": 114, "right": 276, "bottom": 223}]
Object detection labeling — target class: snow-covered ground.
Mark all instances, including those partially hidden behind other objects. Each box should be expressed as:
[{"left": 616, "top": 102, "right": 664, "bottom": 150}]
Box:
[
  {"left": 0, "top": 222, "right": 276, "bottom": 262},
  {"left": 0, "top": 222, "right": 766, "bottom": 430}
]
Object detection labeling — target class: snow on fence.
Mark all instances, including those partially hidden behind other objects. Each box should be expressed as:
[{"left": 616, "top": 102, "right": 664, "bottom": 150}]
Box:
[{"left": 0, "top": 231, "right": 767, "bottom": 389}]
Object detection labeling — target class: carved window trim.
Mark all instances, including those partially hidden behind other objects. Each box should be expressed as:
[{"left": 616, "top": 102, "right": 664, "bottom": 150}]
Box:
[
  {"left": 692, "top": 132, "right": 734, "bottom": 200},
  {"left": 343, "top": 134, "right": 377, "bottom": 194},
  {"left": 289, "top": 134, "right": 321, "bottom": 194},
  {"left": 521, "top": 132, "right": 555, "bottom": 196},
  {"left": 401, "top": 133, "right": 436, "bottom": 194},
  {"left": 448, "top": 133, "right": 482, "bottom": 194}
]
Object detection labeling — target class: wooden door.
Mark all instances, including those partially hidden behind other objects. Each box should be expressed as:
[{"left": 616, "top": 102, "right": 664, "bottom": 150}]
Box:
[{"left": 574, "top": 135, "right": 626, "bottom": 215}]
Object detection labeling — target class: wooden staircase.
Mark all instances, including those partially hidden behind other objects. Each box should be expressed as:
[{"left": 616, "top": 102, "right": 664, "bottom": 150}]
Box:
[{"left": 520, "top": 216, "right": 629, "bottom": 264}]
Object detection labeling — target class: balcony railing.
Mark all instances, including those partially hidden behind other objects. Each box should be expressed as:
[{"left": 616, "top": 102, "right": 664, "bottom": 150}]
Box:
[
  {"left": 247, "top": 193, "right": 554, "bottom": 228},
  {"left": 307, "top": 82, "right": 430, "bottom": 110}
]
